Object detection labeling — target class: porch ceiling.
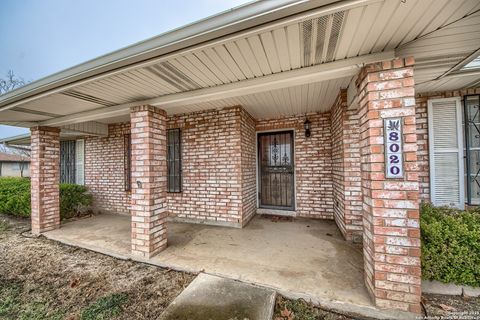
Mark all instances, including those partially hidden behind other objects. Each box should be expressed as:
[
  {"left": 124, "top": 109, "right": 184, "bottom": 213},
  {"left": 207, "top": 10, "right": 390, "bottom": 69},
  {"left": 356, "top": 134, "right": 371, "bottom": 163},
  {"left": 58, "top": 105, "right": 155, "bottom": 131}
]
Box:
[
  {"left": 1, "top": 0, "right": 479, "bottom": 127},
  {"left": 94, "top": 77, "right": 353, "bottom": 122}
]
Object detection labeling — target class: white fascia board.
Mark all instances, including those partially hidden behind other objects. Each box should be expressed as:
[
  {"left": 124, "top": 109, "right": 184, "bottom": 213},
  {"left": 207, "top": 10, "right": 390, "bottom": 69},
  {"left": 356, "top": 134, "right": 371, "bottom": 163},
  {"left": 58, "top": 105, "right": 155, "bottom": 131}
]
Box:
[
  {"left": 445, "top": 69, "right": 480, "bottom": 79},
  {"left": 40, "top": 50, "right": 395, "bottom": 126},
  {"left": 436, "top": 48, "right": 480, "bottom": 80},
  {"left": 0, "top": 133, "right": 31, "bottom": 145},
  {"left": 0, "top": 0, "right": 381, "bottom": 112}
]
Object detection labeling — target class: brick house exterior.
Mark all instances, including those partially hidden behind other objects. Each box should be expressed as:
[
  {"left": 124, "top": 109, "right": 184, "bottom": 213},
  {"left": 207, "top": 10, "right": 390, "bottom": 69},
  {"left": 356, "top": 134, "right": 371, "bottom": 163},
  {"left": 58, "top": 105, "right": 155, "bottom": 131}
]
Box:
[
  {"left": 22, "top": 72, "right": 480, "bottom": 314},
  {"left": 1, "top": 0, "right": 479, "bottom": 314}
]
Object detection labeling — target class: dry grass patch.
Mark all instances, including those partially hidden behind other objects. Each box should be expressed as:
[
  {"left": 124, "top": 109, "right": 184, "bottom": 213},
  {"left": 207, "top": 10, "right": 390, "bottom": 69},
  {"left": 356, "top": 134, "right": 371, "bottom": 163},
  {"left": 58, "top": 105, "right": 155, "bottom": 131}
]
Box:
[{"left": 0, "top": 215, "right": 194, "bottom": 320}]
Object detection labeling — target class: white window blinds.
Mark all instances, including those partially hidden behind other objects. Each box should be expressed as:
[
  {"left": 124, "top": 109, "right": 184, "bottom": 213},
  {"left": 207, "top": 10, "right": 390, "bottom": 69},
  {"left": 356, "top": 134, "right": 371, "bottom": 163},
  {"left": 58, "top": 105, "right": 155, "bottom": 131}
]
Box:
[
  {"left": 75, "top": 139, "right": 85, "bottom": 185},
  {"left": 428, "top": 97, "right": 464, "bottom": 209}
]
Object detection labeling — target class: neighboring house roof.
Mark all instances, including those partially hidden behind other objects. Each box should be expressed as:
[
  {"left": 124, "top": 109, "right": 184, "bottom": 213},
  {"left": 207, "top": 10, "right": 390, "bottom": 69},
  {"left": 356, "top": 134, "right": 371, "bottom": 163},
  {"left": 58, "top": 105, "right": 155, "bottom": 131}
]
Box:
[
  {"left": 0, "top": 152, "right": 30, "bottom": 162},
  {"left": 0, "top": 0, "right": 479, "bottom": 129}
]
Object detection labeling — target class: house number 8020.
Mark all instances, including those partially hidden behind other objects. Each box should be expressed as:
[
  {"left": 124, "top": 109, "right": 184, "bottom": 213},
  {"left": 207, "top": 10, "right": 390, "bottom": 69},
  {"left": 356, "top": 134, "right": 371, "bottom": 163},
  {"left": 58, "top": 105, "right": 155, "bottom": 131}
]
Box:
[{"left": 384, "top": 118, "right": 404, "bottom": 178}]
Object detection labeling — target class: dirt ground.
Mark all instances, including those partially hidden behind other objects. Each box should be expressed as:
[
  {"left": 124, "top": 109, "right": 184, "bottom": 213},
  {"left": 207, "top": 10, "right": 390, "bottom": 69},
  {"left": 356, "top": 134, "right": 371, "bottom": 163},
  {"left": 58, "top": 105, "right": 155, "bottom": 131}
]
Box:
[
  {"left": 0, "top": 215, "right": 194, "bottom": 320},
  {"left": 1, "top": 215, "right": 479, "bottom": 320},
  {"left": 274, "top": 294, "right": 480, "bottom": 320}
]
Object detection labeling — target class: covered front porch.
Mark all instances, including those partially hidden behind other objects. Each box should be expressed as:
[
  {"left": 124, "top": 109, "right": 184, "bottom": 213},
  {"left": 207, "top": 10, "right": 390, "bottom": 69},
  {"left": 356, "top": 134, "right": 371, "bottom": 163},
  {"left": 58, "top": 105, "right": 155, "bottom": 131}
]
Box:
[
  {"left": 5, "top": 0, "right": 480, "bottom": 313},
  {"left": 44, "top": 213, "right": 384, "bottom": 316},
  {"left": 17, "top": 56, "right": 423, "bottom": 316}
]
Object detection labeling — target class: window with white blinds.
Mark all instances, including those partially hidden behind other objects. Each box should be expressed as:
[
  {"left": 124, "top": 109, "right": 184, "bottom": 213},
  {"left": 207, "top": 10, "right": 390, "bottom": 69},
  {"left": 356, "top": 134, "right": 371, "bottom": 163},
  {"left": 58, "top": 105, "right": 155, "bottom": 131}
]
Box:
[
  {"left": 428, "top": 97, "right": 464, "bottom": 209},
  {"left": 75, "top": 139, "right": 85, "bottom": 185}
]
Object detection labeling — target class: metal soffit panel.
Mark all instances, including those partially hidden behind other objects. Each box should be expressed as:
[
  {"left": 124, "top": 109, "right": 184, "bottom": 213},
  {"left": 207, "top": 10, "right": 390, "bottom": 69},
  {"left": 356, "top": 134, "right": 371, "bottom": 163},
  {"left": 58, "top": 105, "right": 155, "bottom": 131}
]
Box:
[
  {"left": 1, "top": 0, "right": 480, "bottom": 125},
  {"left": 71, "top": 9, "right": 349, "bottom": 101},
  {"left": 159, "top": 77, "right": 352, "bottom": 120}
]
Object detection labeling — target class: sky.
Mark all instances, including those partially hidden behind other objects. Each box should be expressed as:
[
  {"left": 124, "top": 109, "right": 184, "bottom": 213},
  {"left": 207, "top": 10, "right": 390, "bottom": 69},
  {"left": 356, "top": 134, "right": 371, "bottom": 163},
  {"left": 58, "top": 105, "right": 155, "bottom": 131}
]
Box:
[{"left": 0, "top": 0, "right": 251, "bottom": 139}]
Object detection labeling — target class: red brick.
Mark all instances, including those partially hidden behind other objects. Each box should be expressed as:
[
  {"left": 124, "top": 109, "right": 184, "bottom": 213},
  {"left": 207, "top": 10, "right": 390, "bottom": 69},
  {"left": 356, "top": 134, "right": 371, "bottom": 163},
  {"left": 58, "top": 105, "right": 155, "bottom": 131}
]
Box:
[
  {"left": 357, "top": 58, "right": 421, "bottom": 313},
  {"left": 130, "top": 105, "right": 168, "bottom": 258},
  {"left": 168, "top": 107, "right": 256, "bottom": 226},
  {"left": 257, "top": 111, "right": 334, "bottom": 220},
  {"left": 30, "top": 126, "right": 61, "bottom": 234}
]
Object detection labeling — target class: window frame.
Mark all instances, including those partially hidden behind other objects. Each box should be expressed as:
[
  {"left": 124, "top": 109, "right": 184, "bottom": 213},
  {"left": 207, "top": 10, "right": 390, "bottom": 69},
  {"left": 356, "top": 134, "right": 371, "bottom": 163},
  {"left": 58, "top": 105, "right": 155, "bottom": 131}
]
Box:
[
  {"left": 60, "top": 140, "right": 76, "bottom": 184},
  {"left": 167, "top": 128, "right": 182, "bottom": 193},
  {"left": 124, "top": 133, "right": 132, "bottom": 192},
  {"left": 428, "top": 97, "right": 465, "bottom": 209}
]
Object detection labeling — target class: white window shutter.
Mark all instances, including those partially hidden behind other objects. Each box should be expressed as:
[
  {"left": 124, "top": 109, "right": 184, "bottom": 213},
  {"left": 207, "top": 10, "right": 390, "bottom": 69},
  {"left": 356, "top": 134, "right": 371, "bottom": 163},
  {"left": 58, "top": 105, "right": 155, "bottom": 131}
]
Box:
[
  {"left": 428, "top": 97, "right": 464, "bottom": 209},
  {"left": 75, "top": 139, "right": 85, "bottom": 185}
]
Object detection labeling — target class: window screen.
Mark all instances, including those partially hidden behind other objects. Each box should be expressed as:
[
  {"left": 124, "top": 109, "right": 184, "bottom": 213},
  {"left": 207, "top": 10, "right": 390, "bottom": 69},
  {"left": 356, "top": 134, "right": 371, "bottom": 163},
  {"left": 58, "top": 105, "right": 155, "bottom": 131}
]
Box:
[
  {"left": 60, "top": 140, "right": 76, "bottom": 184},
  {"left": 167, "top": 128, "right": 182, "bottom": 192},
  {"left": 124, "top": 134, "right": 132, "bottom": 191}
]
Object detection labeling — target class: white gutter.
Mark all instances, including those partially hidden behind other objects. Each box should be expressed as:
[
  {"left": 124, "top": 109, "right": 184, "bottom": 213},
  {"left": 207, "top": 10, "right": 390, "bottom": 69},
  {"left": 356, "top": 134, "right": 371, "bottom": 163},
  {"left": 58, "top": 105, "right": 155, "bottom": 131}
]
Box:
[
  {"left": 0, "top": 0, "right": 334, "bottom": 110},
  {"left": 0, "top": 133, "right": 31, "bottom": 145}
]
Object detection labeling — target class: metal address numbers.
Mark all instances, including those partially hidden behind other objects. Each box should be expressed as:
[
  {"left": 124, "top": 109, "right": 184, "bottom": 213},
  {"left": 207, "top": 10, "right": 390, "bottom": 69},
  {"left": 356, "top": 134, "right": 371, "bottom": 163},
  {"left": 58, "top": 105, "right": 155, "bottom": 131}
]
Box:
[{"left": 384, "top": 118, "right": 404, "bottom": 178}]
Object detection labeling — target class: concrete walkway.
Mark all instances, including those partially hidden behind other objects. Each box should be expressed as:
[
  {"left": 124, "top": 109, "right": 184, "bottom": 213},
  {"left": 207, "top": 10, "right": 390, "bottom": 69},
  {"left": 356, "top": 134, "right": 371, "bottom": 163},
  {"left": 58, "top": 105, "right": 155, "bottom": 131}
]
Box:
[
  {"left": 44, "top": 214, "right": 415, "bottom": 319},
  {"left": 159, "top": 273, "right": 276, "bottom": 320}
]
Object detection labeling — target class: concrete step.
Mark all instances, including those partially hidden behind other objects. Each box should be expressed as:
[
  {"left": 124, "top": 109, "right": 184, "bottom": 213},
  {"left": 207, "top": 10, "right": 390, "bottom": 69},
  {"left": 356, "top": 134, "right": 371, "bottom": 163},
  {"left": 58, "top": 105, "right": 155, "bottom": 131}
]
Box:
[{"left": 160, "top": 273, "right": 276, "bottom": 320}]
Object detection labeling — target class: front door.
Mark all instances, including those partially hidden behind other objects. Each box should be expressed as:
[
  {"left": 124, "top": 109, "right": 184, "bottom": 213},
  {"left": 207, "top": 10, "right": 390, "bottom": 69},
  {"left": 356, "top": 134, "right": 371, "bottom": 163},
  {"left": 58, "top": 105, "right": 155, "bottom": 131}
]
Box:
[{"left": 258, "top": 131, "right": 294, "bottom": 210}]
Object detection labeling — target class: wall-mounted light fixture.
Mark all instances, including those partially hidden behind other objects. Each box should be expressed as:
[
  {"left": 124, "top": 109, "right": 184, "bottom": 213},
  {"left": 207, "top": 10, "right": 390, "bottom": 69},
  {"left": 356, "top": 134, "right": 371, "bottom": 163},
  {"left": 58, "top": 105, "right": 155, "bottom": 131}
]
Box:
[{"left": 304, "top": 118, "right": 311, "bottom": 138}]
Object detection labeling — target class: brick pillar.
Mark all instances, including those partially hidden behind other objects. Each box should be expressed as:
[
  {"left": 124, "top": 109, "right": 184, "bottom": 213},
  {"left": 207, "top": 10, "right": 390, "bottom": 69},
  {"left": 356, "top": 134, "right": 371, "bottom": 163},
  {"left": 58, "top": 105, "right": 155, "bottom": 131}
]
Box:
[
  {"left": 331, "top": 90, "right": 363, "bottom": 243},
  {"left": 356, "top": 57, "right": 421, "bottom": 313},
  {"left": 130, "top": 105, "right": 168, "bottom": 258},
  {"left": 30, "top": 126, "right": 61, "bottom": 234}
]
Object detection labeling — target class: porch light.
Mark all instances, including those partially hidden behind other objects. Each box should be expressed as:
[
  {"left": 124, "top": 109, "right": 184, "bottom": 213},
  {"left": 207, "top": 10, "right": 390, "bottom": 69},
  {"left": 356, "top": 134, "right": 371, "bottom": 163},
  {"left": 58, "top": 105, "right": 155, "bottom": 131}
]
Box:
[{"left": 304, "top": 118, "right": 311, "bottom": 138}]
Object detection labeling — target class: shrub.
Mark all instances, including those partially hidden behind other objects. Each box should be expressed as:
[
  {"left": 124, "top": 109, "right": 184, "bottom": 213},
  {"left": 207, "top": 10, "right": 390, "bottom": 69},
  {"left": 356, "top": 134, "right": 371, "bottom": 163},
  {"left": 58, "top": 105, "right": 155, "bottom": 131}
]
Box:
[
  {"left": 421, "top": 203, "right": 480, "bottom": 287},
  {"left": 0, "top": 177, "right": 31, "bottom": 217},
  {"left": 0, "top": 177, "right": 93, "bottom": 220},
  {"left": 60, "top": 184, "right": 93, "bottom": 219}
]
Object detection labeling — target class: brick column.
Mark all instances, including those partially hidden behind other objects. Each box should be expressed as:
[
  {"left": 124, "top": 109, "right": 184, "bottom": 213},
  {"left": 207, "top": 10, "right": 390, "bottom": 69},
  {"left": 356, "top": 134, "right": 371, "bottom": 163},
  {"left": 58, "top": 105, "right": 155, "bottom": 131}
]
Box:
[
  {"left": 130, "top": 105, "right": 168, "bottom": 258},
  {"left": 356, "top": 57, "right": 421, "bottom": 313},
  {"left": 30, "top": 126, "right": 61, "bottom": 234}
]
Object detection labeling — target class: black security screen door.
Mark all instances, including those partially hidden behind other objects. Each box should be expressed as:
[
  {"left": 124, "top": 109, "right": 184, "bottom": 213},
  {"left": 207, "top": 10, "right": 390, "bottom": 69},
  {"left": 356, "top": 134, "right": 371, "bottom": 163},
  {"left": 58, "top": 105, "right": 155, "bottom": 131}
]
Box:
[{"left": 258, "top": 131, "right": 294, "bottom": 210}]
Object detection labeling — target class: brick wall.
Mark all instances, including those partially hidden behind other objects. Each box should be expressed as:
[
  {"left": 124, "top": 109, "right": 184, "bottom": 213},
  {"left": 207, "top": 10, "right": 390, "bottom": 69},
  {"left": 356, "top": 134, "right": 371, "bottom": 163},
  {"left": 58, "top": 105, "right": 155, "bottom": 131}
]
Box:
[
  {"left": 30, "top": 126, "right": 61, "bottom": 234},
  {"left": 331, "top": 90, "right": 363, "bottom": 242},
  {"left": 167, "top": 106, "right": 253, "bottom": 227},
  {"left": 416, "top": 87, "right": 480, "bottom": 201},
  {"left": 357, "top": 57, "right": 421, "bottom": 313},
  {"left": 256, "top": 112, "right": 333, "bottom": 219},
  {"left": 85, "top": 122, "right": 131, "bottom": 215},
  {"left": 240, "top": 108, "right": 257, "bottom": 225},
  {"left": 331, "top": 93, "right": 347, "bottom": 234},
  {"left": 83, "top": 107, "right": 334, "bottom": 222}
]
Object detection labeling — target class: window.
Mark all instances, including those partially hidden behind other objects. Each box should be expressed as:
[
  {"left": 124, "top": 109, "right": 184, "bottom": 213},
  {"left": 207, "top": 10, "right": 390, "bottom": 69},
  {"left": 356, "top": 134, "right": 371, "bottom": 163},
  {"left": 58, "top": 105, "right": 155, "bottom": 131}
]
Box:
[
  {"left": 124, "top": 134, "right": 132, "bottom": 191},
  {"left": 75, "top": 139, "right": 85, "bottom": 185},
  {"left": 60, "top": 140, "right": 76, "bottom": 184},
  {"left": 428, "top": 97, "right": 464, "bottom": 209},
  {"left": 167, "top": 128, "right": 182, "bottom": 192},
  {"left": 60, "top": 140, "right": 85, "bottom": 185},
  {"left": 464, "top": 94, "right": 480, "bottom": 205}
]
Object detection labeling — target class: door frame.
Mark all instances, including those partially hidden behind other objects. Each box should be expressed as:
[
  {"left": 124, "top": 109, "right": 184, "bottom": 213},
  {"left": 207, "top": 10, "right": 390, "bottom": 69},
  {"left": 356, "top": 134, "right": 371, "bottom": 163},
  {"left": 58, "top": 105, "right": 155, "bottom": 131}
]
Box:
[{"left": 256, "top": 129, "right": 296, "bottom": 211}]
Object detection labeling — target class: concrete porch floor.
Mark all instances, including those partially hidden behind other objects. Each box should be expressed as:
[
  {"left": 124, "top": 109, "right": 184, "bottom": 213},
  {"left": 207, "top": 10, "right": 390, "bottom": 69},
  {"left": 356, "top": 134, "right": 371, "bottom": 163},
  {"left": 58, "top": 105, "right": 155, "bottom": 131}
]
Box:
[{"left": 43, "top": 214, "right": 400, "bottom": 318}]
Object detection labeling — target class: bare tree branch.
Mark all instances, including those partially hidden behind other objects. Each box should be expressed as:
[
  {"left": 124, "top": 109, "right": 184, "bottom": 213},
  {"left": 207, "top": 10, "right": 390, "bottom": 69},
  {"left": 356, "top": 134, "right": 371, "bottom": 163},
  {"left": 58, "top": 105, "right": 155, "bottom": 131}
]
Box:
[
  {"left": 0, "top": 70, "right": 26, "bottom": 95},
  {"left": 0, "top": 143, "right": 31, "bottom": 177}
]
